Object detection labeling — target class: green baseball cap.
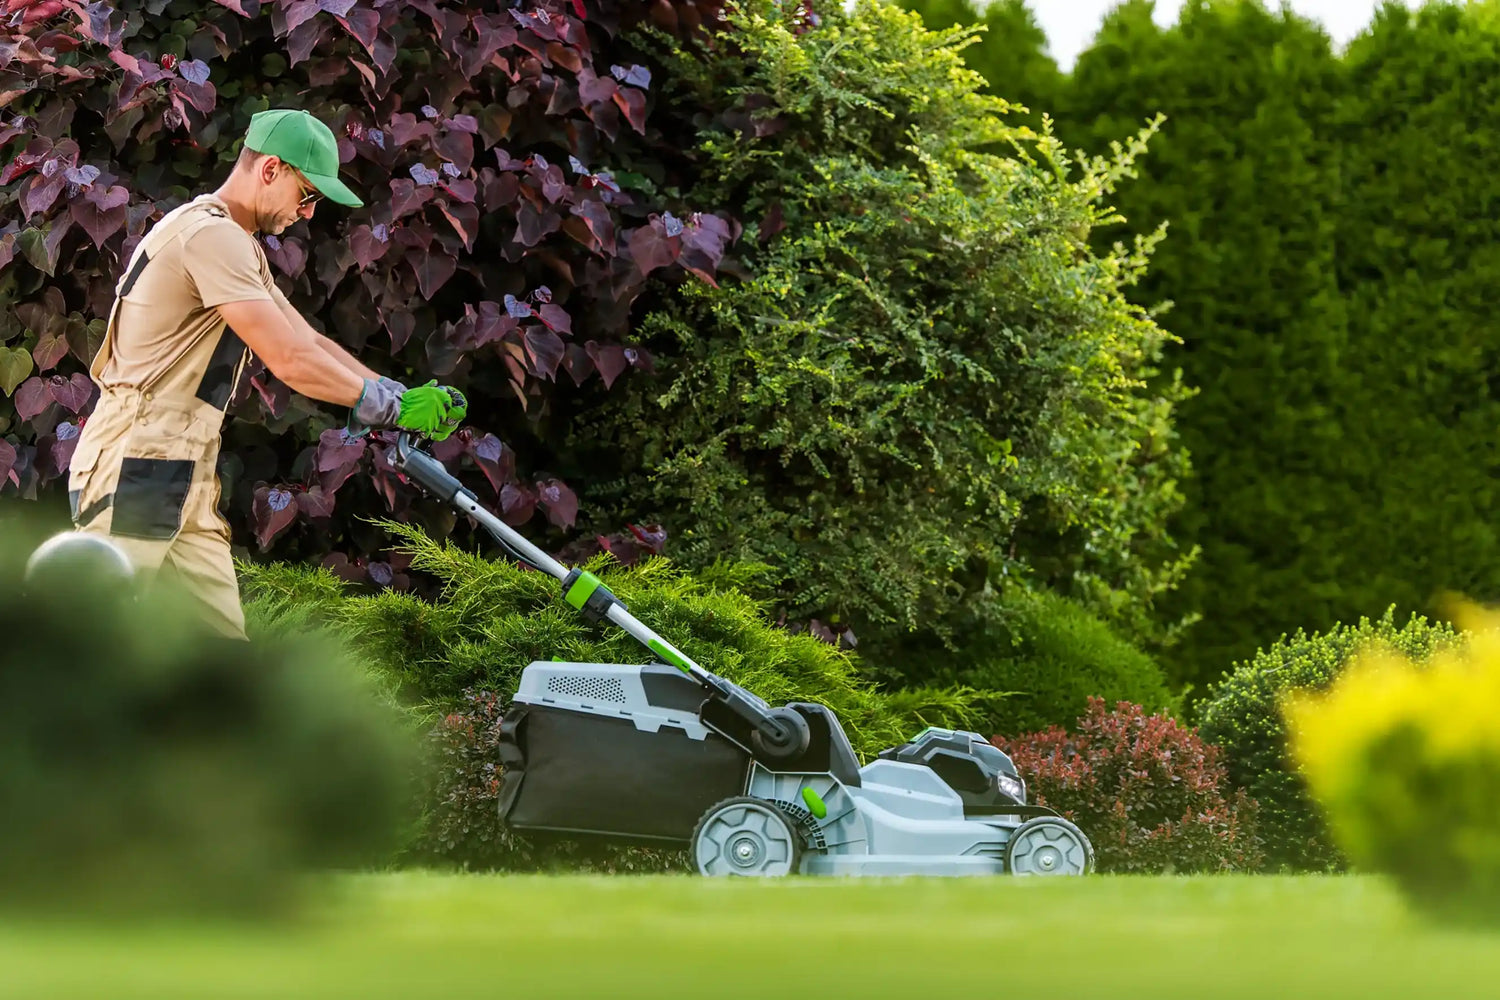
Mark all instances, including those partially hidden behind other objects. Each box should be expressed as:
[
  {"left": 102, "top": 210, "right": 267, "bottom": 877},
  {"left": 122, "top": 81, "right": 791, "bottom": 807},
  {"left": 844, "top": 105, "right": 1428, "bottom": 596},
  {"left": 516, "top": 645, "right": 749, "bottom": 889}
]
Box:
[{"left": 243, "top": 108, "right": 363, "bottom": 208}]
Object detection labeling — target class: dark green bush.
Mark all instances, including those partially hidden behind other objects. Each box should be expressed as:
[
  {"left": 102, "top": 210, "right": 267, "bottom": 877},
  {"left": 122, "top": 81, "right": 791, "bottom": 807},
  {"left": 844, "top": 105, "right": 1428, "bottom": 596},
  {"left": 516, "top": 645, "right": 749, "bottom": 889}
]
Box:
[
  {"left": 0, "top": 517, "right": 420, "bottom": 917},
  {"left": 567, "top": 0, "right": 1194, "bottom": 655},
  {"left": 1196, "top": 607, "right": 1461, "bottom": 872},
  {"left": 1051, "top": 0, "right": 1348, "bottom": 686},
  {"left": 876, "top": 586, "right": 1178, "bottom": 738}
]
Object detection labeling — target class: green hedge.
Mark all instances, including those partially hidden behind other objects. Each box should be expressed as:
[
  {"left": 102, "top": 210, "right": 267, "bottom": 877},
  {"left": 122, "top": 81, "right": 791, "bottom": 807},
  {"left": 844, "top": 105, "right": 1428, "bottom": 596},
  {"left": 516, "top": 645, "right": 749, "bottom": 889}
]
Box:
[
  {"left": 1196, "top": 606, "right": 1460, "bottom": 872},
  {"left": 876, "top": 586, "right": 1178, "bottom": 738}
]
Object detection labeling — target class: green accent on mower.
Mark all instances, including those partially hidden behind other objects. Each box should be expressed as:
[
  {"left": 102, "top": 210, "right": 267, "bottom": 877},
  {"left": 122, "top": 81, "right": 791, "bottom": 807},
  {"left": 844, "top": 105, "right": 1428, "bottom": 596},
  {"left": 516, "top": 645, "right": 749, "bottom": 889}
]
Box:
[
  {"left": 564, "top": 571, "right": 604, "bottom": 611},
  {"left": 649, "top": 638, "right": 691, "bottom": 673},
  {"left": 801, "top": 786, "right": 828, "bottom": 819}
]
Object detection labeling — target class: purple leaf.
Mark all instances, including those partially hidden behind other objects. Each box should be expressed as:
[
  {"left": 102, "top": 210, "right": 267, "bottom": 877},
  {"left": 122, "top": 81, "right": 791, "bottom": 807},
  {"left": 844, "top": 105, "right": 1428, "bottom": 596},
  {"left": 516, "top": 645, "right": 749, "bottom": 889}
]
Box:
[
  {"left": 316, "top": 426, "right": 366, "bottom": 472},
  {"left": 179, "top": 59, "right": 210, "bottom": 85},
  {"left": 568, "top": 200, "right": 615, "bottom": 252},
  {"left": 537, "top": 303, "right": 572, "bottom": 336},
  {"left": 14, "top": 377, "right": 51, "bottom": 421},
  {"left": 568, "top": 155, "right": 587, "bottom": 175},
  {"left": 368, "top": 128, "right": 386, "bottom": 150},
  {"left": 318, "top": 0, "right": 357, "bottom": 16},
  {"left": 586, "top": 343, "right": 628, "bottom": 390},
  {"left": 628, "top": 223, "right": 676, "bottom": 277},
  {"left": 536, "top": 478, "right": 578, "bottom": 529},
  {"left": 0, "top": 439, "right": 15, "bottom": 489},
  {"left": 421, "top": 105, "right": 439, "bottom": 119},
  {"left": 499, "top": 483, "right": 536, "bottom": 526},
  {"left": 64, "top": 164, "right": 100, "bottom": 187},
  {"left": 351, "top": 224, "right": 390, "bottom": 269},
  {"left": 409, "top": 163, "right": 440, "bottom": 186},
  {"left": 663, "top": 211, "right": 684, "bottom": 237},
  {"left": 69, "top": 186, "right": 130, "bottom": 251},
  {"left": 253, "top": 484, "right": 299, "bottom": 550},
  {"left": 524, "top": 327, "right": 565, "bottom": 379},
  {"left": 406, "top": 249, "right": 456, "bottom": 299},
  {"left": 48, "top": 373, "right": 94, "bottom": 413},
  {"left": 32, "top": 333, "right": 68, "bottom": 372},
  {"left": 389, "top": 178, "right": 434, "bottom": 219},
  {"left": 368, "top": 561, "right": 394, "bottom": 587},
  {"left": 296, "top": 485, "right": 336, "bottom": 519},
  {"left": 471, "top": 433, "right": 514, "bottom": 494},
  {"left": 610, "top": 64, "right": 651, "bottom": 88},
  {"left": 441, "top": 161, "right": 461, "bottom": 178},
  {"left": 504, "top": 294, "right": 533, "bottom": 319},
  {"left": 337, "top": 6, "right": 380, "bottom": 56},
  {"left": 629, "top": 523, "right": 668, "bottom": 554}
]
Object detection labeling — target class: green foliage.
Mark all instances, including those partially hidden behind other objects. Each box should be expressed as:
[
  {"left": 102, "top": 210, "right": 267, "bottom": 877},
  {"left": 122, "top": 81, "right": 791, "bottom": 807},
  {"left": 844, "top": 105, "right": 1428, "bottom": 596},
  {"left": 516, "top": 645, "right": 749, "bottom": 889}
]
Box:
[
  {"left": 877, "top": 586, "right": 1178, "bottom": 738},
  {"left": 1197, "top": 606, "right": 1460, "bottom": 872},
  {"left": 894, "top": 0, "right": 1064, "bottom": 131},
  {"left": 572, "top": 0, "right": 1194, "bottom": 656},
  {"left": 0, "top": 517, "right": 420, "bottom": 917}
]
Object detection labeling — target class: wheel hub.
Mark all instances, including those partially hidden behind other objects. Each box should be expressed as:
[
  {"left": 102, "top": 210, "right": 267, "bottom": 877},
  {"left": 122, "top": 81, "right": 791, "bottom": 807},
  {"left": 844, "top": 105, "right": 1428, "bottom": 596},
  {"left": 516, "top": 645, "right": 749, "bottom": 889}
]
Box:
[{"left": 731, "top": 835, "right": 763, "bottom": 867}]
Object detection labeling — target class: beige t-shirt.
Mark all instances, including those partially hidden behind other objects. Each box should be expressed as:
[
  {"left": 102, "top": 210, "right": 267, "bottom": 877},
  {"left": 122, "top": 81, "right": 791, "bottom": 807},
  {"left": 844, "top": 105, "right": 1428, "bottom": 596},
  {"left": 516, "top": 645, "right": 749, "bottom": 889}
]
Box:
[{"left": 99, "top": 195, "right": 289, "bottom": 389}]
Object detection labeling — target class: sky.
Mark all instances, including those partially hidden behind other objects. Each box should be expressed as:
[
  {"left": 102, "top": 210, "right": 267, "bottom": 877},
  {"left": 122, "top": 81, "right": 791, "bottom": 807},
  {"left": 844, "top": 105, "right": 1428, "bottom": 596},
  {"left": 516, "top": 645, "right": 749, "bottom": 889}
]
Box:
[{"left": 1030, "top": 0, "right": 1423, "bottom": 70}]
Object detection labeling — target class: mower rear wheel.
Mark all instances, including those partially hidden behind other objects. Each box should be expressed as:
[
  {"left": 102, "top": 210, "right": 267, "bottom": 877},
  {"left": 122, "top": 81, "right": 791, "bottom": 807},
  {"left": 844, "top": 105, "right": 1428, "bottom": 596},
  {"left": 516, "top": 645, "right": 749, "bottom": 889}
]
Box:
[
  {"left": 1004, "top": 816, "right": 1094, "bottom": 876},
  {"left": 691, "top": 796, "right": 803, "bottom": 877}
]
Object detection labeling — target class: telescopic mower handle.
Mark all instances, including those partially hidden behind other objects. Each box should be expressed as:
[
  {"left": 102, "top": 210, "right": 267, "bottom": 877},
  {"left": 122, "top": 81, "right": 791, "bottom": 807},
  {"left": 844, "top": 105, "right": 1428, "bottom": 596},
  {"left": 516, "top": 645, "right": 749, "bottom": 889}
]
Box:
[{"left": 387, "top": 433, "right": 810, "bottom": 760}]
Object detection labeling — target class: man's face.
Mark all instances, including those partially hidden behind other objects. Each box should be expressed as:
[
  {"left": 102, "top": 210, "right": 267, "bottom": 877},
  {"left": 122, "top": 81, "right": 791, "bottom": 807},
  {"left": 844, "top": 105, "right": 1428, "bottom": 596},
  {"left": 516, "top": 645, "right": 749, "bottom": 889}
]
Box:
[{"left": 255, "top": 157, "right": 320, "bottom": 235}]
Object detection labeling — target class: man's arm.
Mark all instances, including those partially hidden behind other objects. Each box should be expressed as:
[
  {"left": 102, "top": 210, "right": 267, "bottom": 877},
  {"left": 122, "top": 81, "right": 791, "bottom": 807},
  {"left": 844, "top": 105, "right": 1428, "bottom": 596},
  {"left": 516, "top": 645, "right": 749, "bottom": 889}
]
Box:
[
  {"left": 216, "top": 299, "right": 365, "bottom": 406},
  {"left": 274, "top": 296, "right": 381, "bottom": 382}
]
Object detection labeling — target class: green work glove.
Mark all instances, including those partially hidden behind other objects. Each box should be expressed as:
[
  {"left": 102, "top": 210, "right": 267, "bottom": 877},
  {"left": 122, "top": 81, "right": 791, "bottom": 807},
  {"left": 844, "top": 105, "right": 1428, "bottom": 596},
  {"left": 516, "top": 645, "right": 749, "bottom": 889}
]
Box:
[
  {"left": 432, "top": 385, "right": 467, "bottom": 442},
  {"left": 349, "top": 378, "right": 466, "bottom": 440}
]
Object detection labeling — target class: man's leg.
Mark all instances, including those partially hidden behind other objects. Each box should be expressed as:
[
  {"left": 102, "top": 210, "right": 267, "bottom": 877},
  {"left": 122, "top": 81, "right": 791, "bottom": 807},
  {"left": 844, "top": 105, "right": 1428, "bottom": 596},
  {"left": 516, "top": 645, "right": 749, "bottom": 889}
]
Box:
[{"left": 158, "top": 528, "right": 247, "bottom": 640}]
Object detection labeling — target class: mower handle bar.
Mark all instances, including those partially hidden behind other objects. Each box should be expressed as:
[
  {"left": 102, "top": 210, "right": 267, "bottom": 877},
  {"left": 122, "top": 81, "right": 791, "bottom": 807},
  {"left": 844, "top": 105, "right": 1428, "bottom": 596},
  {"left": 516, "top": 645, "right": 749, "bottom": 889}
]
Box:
[{"left": 389, "top": 432, "right": 714, "bottom": 684}]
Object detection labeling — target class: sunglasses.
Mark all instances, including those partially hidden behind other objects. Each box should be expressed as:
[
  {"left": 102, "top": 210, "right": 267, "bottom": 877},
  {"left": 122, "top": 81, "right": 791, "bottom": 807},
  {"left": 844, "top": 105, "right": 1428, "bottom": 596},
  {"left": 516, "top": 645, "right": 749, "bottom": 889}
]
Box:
[{"left": 288, "top": 167, "right": 322, "bottom": 208}]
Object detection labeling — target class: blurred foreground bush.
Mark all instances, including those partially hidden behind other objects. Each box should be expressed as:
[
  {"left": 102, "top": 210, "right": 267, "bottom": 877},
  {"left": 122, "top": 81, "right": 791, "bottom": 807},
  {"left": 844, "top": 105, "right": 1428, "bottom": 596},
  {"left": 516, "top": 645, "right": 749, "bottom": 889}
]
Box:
[
  {"left": 0, "top": 518, "right": 420, "bottom": 917},
  {"left": 1197, "top": 608, "right": 1460, "bottom": 872},
  {"left": 995, "top": 698, "right": 1262, "bottom": 874},
  {"left": 242, "top": 521, "right": 987, "bottom": 869},
  {"left": 1286, "top": 603, "right": 1500, "bottom": 923}
]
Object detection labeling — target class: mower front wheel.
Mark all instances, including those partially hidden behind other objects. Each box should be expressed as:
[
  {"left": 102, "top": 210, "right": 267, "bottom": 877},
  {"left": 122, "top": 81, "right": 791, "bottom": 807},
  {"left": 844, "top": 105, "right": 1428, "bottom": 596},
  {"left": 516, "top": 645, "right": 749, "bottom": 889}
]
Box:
[
  {"left": 691, "top": 796, "right": 803, "bottom": 877},
  {"left": 1004, "top": 816, "right": 1095, "bottom": 876}
]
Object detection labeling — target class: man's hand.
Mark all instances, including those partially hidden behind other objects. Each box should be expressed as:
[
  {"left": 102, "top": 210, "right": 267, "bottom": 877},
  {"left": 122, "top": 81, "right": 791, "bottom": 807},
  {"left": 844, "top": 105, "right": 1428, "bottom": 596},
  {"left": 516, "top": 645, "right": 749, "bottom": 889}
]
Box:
[{"left": 350, "top": 378, "right": 467, "bottom": 440}]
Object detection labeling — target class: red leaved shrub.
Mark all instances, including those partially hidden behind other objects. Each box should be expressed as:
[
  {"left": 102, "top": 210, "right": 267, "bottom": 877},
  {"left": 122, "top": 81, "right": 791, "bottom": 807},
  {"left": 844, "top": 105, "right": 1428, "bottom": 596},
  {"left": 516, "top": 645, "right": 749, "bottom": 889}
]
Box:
[
  {"left": 993, "top": 698, "right": 1263, "bottom": 873},
  {"left": 0, "top": 0, "right": 736, "bottom": 579}
]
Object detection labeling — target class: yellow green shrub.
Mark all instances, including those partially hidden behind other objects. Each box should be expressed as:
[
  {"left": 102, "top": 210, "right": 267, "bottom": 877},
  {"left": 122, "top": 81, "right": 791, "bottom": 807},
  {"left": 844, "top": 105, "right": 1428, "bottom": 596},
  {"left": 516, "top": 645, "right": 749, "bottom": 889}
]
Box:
[{"left": 1285, "top": 604, "right": 1500, "bottom": 921}]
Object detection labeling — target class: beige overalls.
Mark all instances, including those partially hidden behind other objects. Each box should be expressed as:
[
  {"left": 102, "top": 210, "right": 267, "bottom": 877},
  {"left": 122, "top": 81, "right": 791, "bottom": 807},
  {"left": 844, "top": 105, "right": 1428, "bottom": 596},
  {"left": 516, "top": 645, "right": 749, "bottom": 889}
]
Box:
[{"left": 67, "top": 196, "right": 255, "bottom": 639}]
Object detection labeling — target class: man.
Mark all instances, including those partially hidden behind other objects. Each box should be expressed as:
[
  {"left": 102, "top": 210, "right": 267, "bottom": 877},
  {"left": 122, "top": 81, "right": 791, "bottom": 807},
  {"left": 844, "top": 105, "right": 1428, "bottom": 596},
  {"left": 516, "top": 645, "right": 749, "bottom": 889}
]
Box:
[{"left": 66, "top": 107, "right": 465, "bottom": 639}]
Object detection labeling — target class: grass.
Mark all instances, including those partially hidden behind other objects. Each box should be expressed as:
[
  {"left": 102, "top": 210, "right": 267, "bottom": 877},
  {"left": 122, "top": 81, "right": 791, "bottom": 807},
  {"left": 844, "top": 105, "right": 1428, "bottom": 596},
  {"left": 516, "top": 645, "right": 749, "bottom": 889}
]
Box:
[{"left": 4, "top": 873, "right": 1500, "bottom": 998}]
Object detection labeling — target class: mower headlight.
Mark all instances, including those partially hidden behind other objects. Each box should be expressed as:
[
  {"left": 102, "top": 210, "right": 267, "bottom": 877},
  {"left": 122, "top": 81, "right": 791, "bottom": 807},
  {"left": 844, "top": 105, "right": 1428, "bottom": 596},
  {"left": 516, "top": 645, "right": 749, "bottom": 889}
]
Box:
[{"left": 997, "top": 773, "right": 1026, "bottom": 804}]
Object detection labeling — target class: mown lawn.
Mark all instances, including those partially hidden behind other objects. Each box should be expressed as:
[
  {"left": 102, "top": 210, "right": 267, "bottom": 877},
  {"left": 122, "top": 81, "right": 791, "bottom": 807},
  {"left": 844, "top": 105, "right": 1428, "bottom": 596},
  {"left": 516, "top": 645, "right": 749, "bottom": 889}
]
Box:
[{"left": 4, "top": 872, "right": 1499, "bottom": 998}]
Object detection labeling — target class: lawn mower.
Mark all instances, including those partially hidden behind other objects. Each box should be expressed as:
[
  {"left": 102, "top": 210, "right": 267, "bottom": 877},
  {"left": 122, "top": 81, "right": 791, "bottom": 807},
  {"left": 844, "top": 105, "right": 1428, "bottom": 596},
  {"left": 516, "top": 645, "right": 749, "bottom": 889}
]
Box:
[{"left": 390, "top": 433, "right": 1095, "bottom": 877}]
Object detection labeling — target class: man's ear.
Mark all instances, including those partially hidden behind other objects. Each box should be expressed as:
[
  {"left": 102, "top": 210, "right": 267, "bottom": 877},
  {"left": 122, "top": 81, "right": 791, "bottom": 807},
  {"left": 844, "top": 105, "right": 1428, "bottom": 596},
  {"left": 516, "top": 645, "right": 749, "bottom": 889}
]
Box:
[{"left": 258, "top": 155, "right": 283, "bottom": 185}]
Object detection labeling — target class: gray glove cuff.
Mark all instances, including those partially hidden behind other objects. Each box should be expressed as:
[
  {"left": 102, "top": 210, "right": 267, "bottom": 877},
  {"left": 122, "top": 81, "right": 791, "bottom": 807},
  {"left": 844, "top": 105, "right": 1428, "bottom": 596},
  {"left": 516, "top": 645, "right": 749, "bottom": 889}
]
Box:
[{"left": 348, "top": 377, "right": 403, "bottom": 437}]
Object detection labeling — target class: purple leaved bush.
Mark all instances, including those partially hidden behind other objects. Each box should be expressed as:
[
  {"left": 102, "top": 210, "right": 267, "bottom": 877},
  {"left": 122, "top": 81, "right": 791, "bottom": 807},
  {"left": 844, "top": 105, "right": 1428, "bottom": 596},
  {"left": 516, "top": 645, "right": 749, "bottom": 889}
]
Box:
[{"left": 0, "top": 0, "right": 741, "bottom": 582}]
